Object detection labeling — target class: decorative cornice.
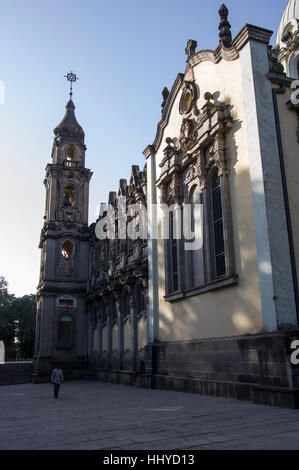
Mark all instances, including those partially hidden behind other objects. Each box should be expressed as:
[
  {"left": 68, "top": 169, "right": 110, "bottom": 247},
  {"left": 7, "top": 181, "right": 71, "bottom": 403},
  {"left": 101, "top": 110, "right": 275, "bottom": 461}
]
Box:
[
  {"left": 143, "top": 24, "right": 273, "bottom": 158},
  {"left": 232, "top": 24, "right": 273, "bottom": 51}
]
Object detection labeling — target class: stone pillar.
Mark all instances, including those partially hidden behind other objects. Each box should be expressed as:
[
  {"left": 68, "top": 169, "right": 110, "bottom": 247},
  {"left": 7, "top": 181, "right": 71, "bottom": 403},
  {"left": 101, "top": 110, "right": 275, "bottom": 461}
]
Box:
[
  {"left": 116, "top": 298, "right": 123, "bottom": 370},
  {"left": 97, "top": 318, "right": 102, "bottom": 358},
  {"left": 240, "top": 34, "right": 298, "bottom": 330},
  {"left": 143, "top": 145, "right": 159, "bottom": 343},
  {"left": 129, "top": 295, "right": 137, "bottom": 371},
  {"left": 107, "top": 314, "right": 112, "bottom": 370},
  {"left": 87, "top": 313, "right": 94, "bottom": 359}
]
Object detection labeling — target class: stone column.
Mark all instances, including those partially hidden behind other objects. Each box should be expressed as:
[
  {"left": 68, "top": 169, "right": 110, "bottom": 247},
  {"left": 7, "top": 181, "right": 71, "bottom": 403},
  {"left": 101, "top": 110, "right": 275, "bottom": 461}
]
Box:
[
  {"left": 107, "top": 314, "right": 112, "bottom": 370},
  {"left": 143, "top": 145, "right": 159, "bottom": 343},
  {"left": 116, "top": 298, "right": 123, "bottom": 370},
  {"left": 87, "top": 314, "right": 94, "bottom": 359},
  {"left": 240, "top": 33, "right": 297, "bottom": 330},
  {"left": 129, "top": 295, "right": 137, "bottom": 371}
]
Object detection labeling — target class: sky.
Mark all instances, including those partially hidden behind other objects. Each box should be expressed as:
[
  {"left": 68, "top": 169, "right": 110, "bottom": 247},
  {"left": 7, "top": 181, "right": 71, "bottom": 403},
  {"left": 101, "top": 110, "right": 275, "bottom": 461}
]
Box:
[{"left": 0, "top": 0, "right": 289, "bottom": 297}]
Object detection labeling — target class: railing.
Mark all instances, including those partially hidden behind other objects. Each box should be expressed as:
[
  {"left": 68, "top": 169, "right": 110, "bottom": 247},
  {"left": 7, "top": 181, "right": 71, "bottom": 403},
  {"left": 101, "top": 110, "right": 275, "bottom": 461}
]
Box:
[{"left": 63, "top": 160, "right": 81, "bottom": 168}]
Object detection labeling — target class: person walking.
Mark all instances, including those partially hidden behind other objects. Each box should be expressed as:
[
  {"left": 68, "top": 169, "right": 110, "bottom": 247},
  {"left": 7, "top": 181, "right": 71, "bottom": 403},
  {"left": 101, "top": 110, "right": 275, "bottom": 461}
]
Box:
[{"left": 50, "top": 365, "right": 64, "bottom": 399}]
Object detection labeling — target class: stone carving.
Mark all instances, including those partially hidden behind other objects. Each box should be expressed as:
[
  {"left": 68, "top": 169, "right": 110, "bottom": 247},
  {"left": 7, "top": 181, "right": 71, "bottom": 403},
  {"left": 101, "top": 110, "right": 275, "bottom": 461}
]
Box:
[
  {"left": 218, "top": 4, "right": 232, "bottom": 49},
  {"left": 267, "top": 45, "right": 285, "bottom": 76},
  {"left": 179, "top": 118, "right": 198, "bottom": 153},
  {"left": 57, "top": 256, "right": 75, "bottom": 276}
]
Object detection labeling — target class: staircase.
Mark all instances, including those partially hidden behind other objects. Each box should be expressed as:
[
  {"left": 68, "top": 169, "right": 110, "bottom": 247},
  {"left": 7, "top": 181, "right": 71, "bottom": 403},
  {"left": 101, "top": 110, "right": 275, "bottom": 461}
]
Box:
[{"left": 0, "top": 362, "right": 33, "bottom": 386}]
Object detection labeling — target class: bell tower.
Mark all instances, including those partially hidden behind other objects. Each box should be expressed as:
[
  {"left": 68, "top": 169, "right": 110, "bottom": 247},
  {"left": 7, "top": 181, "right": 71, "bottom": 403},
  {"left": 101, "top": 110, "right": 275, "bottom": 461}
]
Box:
[{"left": 33, "top": 74, "right": 93, "bottom": 381}]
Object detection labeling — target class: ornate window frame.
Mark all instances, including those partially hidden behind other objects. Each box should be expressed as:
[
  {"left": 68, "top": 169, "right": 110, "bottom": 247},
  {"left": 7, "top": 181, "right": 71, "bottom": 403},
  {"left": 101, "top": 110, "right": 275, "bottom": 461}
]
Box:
[{"left": 157, "top": 91, "right": 238, "bottom": 302}]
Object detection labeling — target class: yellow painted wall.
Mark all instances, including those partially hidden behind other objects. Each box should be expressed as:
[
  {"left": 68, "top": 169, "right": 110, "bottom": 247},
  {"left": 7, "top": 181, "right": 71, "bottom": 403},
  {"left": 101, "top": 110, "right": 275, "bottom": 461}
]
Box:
[
  {"left": 155, "top": 57, "right": 263, "bottom": 341},
  {"left": 276, "top": 84, "right": 299, "bottom": 294}
]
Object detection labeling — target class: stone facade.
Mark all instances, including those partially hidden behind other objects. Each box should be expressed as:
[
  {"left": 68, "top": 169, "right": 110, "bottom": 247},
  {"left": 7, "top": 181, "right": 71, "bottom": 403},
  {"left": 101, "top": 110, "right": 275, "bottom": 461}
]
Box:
[
  {"left": 87, "top": 166, "right": 149, "bottom": 379},
  {"left": 34, "top": 2, "right": 299, "bottom": 408},
  {"left": 33, "top": 100, "right": 92, "bottom": 382}
]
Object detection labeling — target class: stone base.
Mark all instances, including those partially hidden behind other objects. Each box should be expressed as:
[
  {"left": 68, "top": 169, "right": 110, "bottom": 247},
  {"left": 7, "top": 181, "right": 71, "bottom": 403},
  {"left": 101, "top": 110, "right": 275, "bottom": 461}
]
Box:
[
  {"left": 33, "top": 356, "right": 86, "bottom": 383},
  {"left": 252, "top": 385, "right": 299, "bottom": 409},
  {"left": 94, "top": 369, "right": 134, "bottom": 386},
  {"left": 91, "top": 330, "right": 299, "bottom": 409},
  {"left": 136, "top": 374, "right": 153, "bottom": 389}
]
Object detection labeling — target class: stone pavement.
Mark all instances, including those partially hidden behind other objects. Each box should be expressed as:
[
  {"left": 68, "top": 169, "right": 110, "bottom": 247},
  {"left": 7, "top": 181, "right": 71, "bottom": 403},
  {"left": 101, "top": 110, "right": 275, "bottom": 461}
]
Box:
[{"left": 0, "top": 380, "right": 299, "bottom": 450}]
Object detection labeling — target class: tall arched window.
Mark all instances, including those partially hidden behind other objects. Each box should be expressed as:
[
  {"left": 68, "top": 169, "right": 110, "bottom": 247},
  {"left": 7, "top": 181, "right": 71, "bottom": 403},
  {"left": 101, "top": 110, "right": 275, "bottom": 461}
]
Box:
[
  {"left": 58, "top": 315, "right": 73, "bottom": 348},
  {"left": 169, "top": 212, "right": 179, "bottom": 292},
  {"left": 211, "top": 169, "right": 226, "bottom": 279},
  {"left": 188, "top": 185, "right": 204, "bottom": 288},
  {"left": 66, "top": 145, "right": 75, "bottom": 162}
]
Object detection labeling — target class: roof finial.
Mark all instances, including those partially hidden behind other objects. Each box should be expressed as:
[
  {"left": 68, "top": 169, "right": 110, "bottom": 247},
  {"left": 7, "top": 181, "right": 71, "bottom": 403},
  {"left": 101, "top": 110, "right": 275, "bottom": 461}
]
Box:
[
  {"left": 218, "top": 4, "right": 232, "bottom": 48},
  {"left": 64, "top": 71, "right": 79, "bottom": 100},
  {"left": 185, "top": 39, "right": 197, "bottom": 60}
]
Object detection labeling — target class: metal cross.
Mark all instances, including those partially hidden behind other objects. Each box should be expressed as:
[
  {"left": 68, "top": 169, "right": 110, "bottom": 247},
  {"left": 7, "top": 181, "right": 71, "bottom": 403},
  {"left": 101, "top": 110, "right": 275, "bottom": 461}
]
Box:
[{"left": 64, "top": 71, "right": 79, "bottom": 99}]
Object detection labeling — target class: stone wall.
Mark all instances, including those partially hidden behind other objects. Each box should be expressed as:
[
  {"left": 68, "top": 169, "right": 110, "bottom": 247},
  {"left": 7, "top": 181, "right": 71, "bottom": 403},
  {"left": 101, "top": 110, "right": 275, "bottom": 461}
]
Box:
[{"left": 144, "top": 331, "right": 299, "bottom": 408}]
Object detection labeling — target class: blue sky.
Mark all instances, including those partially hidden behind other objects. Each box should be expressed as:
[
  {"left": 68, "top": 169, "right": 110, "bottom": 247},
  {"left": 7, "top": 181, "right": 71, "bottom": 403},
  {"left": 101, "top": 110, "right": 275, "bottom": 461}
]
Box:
[{"left": 0, "top": 0, "right": 288, "bottom": 296}]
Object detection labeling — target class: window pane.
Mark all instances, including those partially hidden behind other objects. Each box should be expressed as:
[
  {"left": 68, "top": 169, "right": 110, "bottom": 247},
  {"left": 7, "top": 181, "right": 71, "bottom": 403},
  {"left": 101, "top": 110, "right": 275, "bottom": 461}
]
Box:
[
  {"left": 169, "top": 212, "right": 179, "bottom": 292},
  {"left": 211, "top": 170, "right": 226, "bottom": 279}
]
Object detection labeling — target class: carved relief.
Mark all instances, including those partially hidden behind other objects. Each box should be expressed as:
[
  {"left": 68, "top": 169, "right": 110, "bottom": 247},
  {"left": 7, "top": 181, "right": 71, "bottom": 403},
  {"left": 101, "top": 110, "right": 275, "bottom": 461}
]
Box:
[{"left": 179, "top": 118, "right": 198, "bottom": 153}]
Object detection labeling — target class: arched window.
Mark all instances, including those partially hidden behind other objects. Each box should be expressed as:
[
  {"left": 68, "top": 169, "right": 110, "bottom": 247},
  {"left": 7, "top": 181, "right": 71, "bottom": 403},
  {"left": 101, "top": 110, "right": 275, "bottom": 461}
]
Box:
[
  {"left": 188, "top": 185, "right": 203, "bottom": 288},
  {"left": 169, "top": 211, "right": 179, "bottom": 292},
  {"left": 211, "top": 169, "right": 226, "bottom": 278},
  {"left": 61, "top": 241, "right": 73, "bottom": 259},
  {"left": 58, "top": 315, "right": 73, "bottom": 347},
  {"left": 63, "top": 184, "right": 75, "bottom": 207},
  {"left": 66, "top": 145, "right": 75, "bottom": 162}
]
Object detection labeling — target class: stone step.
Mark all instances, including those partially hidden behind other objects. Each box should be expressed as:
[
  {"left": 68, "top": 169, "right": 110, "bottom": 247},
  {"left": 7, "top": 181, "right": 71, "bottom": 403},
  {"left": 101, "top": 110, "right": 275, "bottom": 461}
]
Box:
[{"left": 0, "top": 362, "right": 33, "bottom": 386}]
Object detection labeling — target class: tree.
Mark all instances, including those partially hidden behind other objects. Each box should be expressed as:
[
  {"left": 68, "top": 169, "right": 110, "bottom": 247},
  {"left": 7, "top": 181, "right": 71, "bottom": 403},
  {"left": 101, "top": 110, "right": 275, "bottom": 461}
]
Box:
[
  {"left": 0, "top": 276, "right": 36, "bottom": 361},
  {"left": 11, "top": 295, "right": 36, "bottom": 360},
  {"left": 0, "top": 276, "right": 16, "bottom": 360}
]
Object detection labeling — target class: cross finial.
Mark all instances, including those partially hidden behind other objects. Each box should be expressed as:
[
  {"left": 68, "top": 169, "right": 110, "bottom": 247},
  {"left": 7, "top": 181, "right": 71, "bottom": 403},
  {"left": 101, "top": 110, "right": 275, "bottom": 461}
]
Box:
[
  {"left": 218, "top": 4, "right": 232, "bottom": 48},
  {"left": 185, "top": 39, "right": 197, "bottom": 60},
  {"left": 64, "top": 71, "right": 79, "bottom": 100}
]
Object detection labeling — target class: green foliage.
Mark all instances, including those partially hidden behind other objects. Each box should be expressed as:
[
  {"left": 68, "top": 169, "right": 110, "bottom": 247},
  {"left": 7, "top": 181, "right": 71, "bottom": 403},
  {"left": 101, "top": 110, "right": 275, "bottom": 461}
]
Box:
[
  {"left": 11, "top": 295, "right": 36, "bottom": 360},
  {"left": 0, "top": 276, "right": 36, "bottom": 361}
]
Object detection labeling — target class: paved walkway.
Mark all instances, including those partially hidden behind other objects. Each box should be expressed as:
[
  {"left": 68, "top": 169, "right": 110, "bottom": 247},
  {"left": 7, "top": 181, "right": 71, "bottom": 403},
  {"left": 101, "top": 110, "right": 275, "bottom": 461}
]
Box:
[{"left": 1, "top": 380, "right": 299, "bottom": 450}]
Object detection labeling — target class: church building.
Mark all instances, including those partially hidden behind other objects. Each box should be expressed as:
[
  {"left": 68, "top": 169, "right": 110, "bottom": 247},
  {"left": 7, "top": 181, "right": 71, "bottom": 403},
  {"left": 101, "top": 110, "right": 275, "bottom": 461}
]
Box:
[{"left": 34, "top": 1, "right": 299, "bottom": 408}]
